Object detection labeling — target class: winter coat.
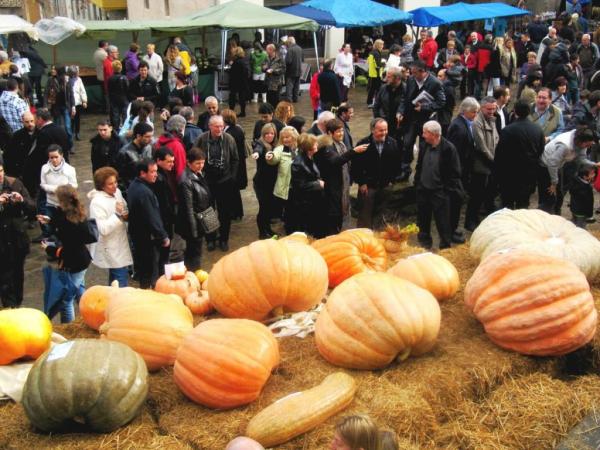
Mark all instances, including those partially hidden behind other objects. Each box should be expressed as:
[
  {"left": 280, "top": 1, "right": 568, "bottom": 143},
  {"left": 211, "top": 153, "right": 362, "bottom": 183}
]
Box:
[
  {"left": 195, "top": 132, "right": 240, "bottom": 186},
  {"left": 373, "top": 81, "right": 405, "bottom": 134},
  {"left": 351, "top": 134, "right": 402, "bottom": 189},
  {"left": 176, "top": 167, "right": 212, "bottom": 239},
  {"left": 87, "top": 188, "right": 133, "bottom": 269},
  {"left": 107, "top": 73, "right": 129, "bottom": 107},
  {"left": 317, "top": 69, "right": 341, "bottom": 107},
  {"left": 124, "top": 50, "right": 140, "bottom": 80},
  {"left": 169, "top": 85, "right": 194, "bottom": 107},
  {"left": 415, "top": 137, "right": 463, "bottom": 195},
  {"left": 290, "top": 152, "right": 326, "bottom": 237},
  {"left": 285, "top": 43, "right": 303, "bottom": 78},
  {"left": 264, "top": 55, "right": 285, "bottom": 91},
  {"left": 476, "top": 42, "right": 492, "bottom": 74},
  {"left": 226, "top": 124, "right": 248, "bottom": 189},
  {"left": 229, "top": 57, "right": 251, "bottom": 100},
  {"left": 40, "top": 161, "right": 78, "bottom": 207},
  {"left": 419, "top": 38, "right": 438, "bottom": 68},
  {"left": 0, "top": 176, "right": 34, "bottom": 264},
  {"left": 253, "top": 139, "right": 278, "bottom": 191},
  {"left": 472, "top": 111, "right": 499, "bottom": 175},
  {"left": 183, "top": 123, "right": 203, "bottom": 152},
  {"left": 398, "top": 73, "right": 446, "bottom": 124},
  {"left": 128, "top": 75, "right": 160, "bottom": 105},
  {"left": 155, "top": 132, "right": 187, "bottom": 180},
  {"left": 46, "top": 208, "right": 93, "bottom": 273},
  {"left": 541, "top": 130, "right": 596, "bottom": 184},
  {"left": 90, "top": 131, "right": 122, "bottom": 173},
  {"left": 268, "top": 145, "right": 297, "bottom": 200},
  {"left": 115, "top": 141, "right": 153, "bottom": 193},
  {"left": 127, "top": 177, "right": 168, "bottom": 243}
]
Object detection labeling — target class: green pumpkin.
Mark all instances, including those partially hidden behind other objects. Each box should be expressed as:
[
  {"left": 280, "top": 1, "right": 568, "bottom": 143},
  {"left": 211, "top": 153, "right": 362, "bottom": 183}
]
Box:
[{"left": 22, "top": 339, "right": 148, "bottom": 433}]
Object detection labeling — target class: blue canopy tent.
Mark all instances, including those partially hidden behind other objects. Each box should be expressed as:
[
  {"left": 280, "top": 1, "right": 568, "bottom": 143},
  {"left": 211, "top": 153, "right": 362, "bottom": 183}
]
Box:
[
  {"left": 410, "top": 2, "right": 530, "bottom": 28},
  {"left": 280, "top": 0, "right": 412, "bottom": 28}
]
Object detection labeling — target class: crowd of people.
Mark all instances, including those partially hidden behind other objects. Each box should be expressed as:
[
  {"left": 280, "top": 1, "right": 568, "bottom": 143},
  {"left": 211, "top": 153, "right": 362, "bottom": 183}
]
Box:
[{"left": 2, "top": 10, "right": 600, "bottom": 320}]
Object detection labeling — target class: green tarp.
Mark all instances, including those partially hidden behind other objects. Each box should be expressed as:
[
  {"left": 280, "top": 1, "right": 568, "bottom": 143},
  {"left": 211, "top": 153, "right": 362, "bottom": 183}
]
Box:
[{"left": 80, "top": 0, "right": 318, "bottom": 37}]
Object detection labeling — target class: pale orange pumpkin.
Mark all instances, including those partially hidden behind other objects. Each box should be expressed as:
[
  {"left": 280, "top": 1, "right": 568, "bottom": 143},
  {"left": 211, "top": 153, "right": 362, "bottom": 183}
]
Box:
[
  {"left": 155, "top": 271, "right": 201, "bottom": 301},
  {"left": 279, "top": 232, "right": 309, "bottom": 245},
  {"left": 174, "top": 318, "right": 280, "bottom": 409},
  {"left": 100, "top": 288, "right": 194, "bottom": 371},
  {"left": 387, "top": 253, "right": 459, "bottom": 301},
  {"left": 464, "top": 251, "right": 597, "bottom": 356},
  {"left": 184, "top": 290, "right": 213, "bottom": 315},
  {"left": 315, "top": 272, "right": 441, "bottom": 369},
  {"left": 79, "top": 284, "right": 118, "bottom": 330},
  {"left": 312, "top": 229, "right": 387, "bottom": 287},
  {"left": 208, "top": 239, "right": 328, "bottom": 320}
]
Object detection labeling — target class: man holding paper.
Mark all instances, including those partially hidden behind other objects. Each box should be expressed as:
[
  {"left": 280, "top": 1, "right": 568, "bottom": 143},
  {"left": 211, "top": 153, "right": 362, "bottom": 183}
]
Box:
[{"left": 397, "top": 60, "right": 446, "bottom": 181}]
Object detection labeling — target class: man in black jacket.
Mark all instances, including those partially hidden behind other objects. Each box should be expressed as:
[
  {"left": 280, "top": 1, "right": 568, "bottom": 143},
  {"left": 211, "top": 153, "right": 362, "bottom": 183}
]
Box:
[
  {"left": 127, "top": 159, "right": 169, "bottom": 288},
  {"left": 20, "top": 44, "right": 47, "bottom": 107},
  {"left": 398, "top": 59, "right": 446, "bottom": 181},
  {"left": 446, "top": 97, "right": 479, "bottom": 243},
  {"left": 494, "top": 99, "right": 546, "bottom": 209},
  {"left": 128, "top": 61, "right": 160, "bottom": 106},
  {"left": 285, "top": 36, "right": 303, "bottom": 103},
  {"left": 154, "top": 146, "right": 177, "bottom": 273},
  {"left": 373, "top": 66, "right": 405, "bottom": 142},
  {"left": 180, "top": 106, "right": 203, "bottom": 152},
  {"left": 5, "top": 111, "right": 36, "bottom": 179},
  {"left": 195, "top": 115, "right": 239, "bottom": 251},
  {"left": 351, "top": 118, "right": 402, "bottom": 228},
  {"left": 337, "top": 103, "right": 354, "bottom": 150},
  {"left": 317, "top": 59, "right": 341, "bottom": 110},
  {"left": 90, "top": 119, "right": 121, "bottom": 173},
  {"left": 115, "top": 122, "right": 154, "bottom": 195},
  {"left": 414, "top": 120, "right": 463, "bottom": 250}
]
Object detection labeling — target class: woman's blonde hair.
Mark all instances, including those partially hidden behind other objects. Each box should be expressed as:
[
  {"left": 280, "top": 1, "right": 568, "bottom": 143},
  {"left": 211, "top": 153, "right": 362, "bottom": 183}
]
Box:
[
  {"left": 56, "top": 185, "right": 86, "bottom": 224},
  {"left": 274, "top": 101, "right": 295, "bottom": 124},
  {"left": 379, "top": 430, "right": 399, "bottom": 450},
  {"left": 260, "top": 123, "right": 277, "bottom": 149},
  {"left": 335, "top": 415, "right": 381, "bottom": 450},
  {"left": 278, "top": 125, "right": 299, "bottom": 146},
  {"left": 374, "top": 39, "right": 384, "bottom": 51},
  {"left": 297, "top": 133, "right": 318, "bottom": 154}
]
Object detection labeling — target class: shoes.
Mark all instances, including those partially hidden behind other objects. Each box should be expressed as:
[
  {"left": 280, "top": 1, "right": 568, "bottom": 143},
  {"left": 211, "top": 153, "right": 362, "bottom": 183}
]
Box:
[
  {"left": 398, "top": 171, "right": 411, "bottom": 182},
  {"left": 206, "top": 241, "right": 216, "bottom": 251},
  {"left": 367, "top": 103, "right": 374, "bottom": 109},
  {"left": 418, "top": 239, "right": 433, "bottom": 250},
  {"left": 219, "top": 241, "right": 229, "bottom": 252},
  {"left": 586, "top": 217, "right": 596, "bottom": 224},
  {"left": 451, "top": 231, "right": 466, "bottom": 244}
]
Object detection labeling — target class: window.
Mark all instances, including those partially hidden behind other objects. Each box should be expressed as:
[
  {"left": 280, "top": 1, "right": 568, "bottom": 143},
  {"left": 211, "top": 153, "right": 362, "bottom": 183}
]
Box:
[
  {"left": 144, "top": 0, "right": 149, "bottom": 9},
  {"left": 164, "top": 0, "right": 170, "bottom": 16}
]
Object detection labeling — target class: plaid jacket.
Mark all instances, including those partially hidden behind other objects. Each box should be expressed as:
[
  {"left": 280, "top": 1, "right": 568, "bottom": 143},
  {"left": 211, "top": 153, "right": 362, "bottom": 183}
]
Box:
[{"left": 0, "top": 90, "right": 27, "bottom": 133}]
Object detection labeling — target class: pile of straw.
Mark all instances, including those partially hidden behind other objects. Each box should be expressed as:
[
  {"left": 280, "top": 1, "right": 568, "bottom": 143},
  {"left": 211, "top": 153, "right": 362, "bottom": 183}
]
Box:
[{"left": 1, "top": 241, "right": 599, "bottom": 449}]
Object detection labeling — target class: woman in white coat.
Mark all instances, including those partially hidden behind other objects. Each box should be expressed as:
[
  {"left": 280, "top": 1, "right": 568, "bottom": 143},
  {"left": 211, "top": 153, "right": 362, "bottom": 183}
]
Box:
[{"left": 88, "top": 167, "right": 133, "bottom": 286}]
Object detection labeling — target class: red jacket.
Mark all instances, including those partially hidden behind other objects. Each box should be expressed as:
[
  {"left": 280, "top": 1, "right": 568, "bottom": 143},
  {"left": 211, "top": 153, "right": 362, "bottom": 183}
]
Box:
[
  {"left": 309, "top": 71, "right": 321, "bottom": 111},
  {"left": 155, "top": 133, "right": 186, "bottom": 183},
  {"left": 103, "top": 57, "right": 114, "bottom": 92},
  {"left": 461, "top": 52, "right": 478, "bottom": 70},
  {"left": 476, "top": 46, "right": 491, "bottom": 73},
  {"left": 419, "top": 38, "right": 438, "bottom": 68}
]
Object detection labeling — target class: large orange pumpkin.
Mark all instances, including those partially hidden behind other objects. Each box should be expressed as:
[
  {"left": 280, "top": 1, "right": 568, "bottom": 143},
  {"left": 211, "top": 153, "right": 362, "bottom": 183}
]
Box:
[
  {"left": 312, "top": 229, "right": 387, "bottom": 288},
  {"left": 0, "top": 308, "right": 52, "bottom": 365},
  {"left": 387, "top": 252, "right": 459, "bottom": 301},
  {"left": 155, "top": 271, "right": 201, "bottom": 301},
  {"left": 100, "top": 288, "right": 194, "bottom": 371},
  {"left": 79, "top": 284, "right": 119, "bottom": 330},
  {"left": 208, "top": 240, "right": 328, "bottom": 320},
  {"left": 464, "top": 251, "right": 597, "bottom": 356},
  {"left": 174, "top": 318, "right": 280, "bottom": 409},
  {"left": 315, "top": 272, "right": 441, "bottom": 369}
]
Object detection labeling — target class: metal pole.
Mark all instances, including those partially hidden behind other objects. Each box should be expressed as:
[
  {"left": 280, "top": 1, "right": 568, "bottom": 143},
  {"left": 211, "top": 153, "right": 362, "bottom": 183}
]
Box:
[{"left": 313, "top": 30, "right": 319, "bottom": 68}]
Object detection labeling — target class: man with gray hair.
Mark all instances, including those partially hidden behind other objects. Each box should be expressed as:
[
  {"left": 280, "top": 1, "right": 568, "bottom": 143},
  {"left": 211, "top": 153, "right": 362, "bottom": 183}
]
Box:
[
  {"left": 418, "top": 29, "right": 438, "bottom": 69},
  {"left": 196, "top": 114, "right": 239, "bottom": 252},
  {"left": 103, "top": 45, "right": 119, "bottom": 96},
  {"left": 465, "top": 96, "right": 499, "bottom": 231},
  {"left": 155, "top": 114, "right": 187, "bottom": 180},
  {"left": 180, "top": 106, "right": 203, "bottom": 152},
  {"left": 446, "top": 97, "right": 479, "bottom": 242},
  {"left": 576, "top": 33, "right": 600, "bottom": 83},
  {"left": 285, "top": 36, "right": 303, "bottom": 103},
  {"left": 373, "top": 66, "right": 405, "bottom": 141},
  {"left": 414, "top": 120, "right": 462, "bottom": 249},
  {"left": 308, "top": 110, "right": 335, "bottom": 136},
  {"left": 196, "top": 96, "right": 220, "bottom": 132}
]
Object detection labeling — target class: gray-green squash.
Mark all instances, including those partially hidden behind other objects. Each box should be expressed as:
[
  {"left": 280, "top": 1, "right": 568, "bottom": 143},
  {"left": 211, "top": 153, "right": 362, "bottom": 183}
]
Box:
[{"left": 22, "top": 339, "right": 148, "bottom": 433}]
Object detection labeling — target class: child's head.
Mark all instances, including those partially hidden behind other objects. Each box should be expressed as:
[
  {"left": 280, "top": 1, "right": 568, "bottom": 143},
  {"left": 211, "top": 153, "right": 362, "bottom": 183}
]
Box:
[
  {"left": 578, "top": 163, "right": 596, "bottom": 182},
  {"left": 379, "top": 430, "right": 399, "bottom": 450},
  {"left": 331, "top": 415, "right": 380, "bottom": 450}
]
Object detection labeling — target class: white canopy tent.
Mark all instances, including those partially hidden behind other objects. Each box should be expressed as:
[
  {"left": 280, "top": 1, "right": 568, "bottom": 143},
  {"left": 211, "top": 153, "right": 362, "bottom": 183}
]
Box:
[
  {"left": 35, "top": 17, "right": 86, "bottom": 46},
  {"left": 0, "top": 15, "right": 38, "bottom": 40}
]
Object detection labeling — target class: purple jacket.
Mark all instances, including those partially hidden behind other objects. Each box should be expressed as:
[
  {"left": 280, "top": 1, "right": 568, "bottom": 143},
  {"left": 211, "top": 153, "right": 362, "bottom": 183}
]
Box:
[{"left": 124, "top": 50, "right": 140, "bottom": 80}]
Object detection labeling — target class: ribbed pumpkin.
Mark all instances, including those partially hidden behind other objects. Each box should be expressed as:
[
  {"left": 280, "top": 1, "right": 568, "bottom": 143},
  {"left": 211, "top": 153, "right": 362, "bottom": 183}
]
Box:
[
  {"left": 155, "top": 271, "right": 201, "bottom": 301},
  {"left": 279, "top": 231, "right": 310, "bottom": 245},
  {"left": 387, "top": 252, "right": 459, "bottom": 301},
  {"left": 470, "top": 208, "right": 600, "bottom": 279},
  {"left": 464, "top": 251, "right": 597, "bottom": 356},
  {"left": 312, "top": 228, "right": 387, "bottom": 288},
  {"left": 100, "top": 288, "right": 194, "bottom": 371},
  {"left": 184, "top": 290, "right": 212, "bottom": 315},
  {"left": 208, "top": 239, "right": 328, "bottom": 320},
  {"left": 0, "top": 308, "right": 52, "bottom": 365},
  {"left": 174, "top": 318, "right": 280, "bottom": 409},
  {"left": 315, "top": 272, "right": 441, "bottom": 369},
  {"left": 22, "top": 339, "right": 147, "bottom": 432},
  {"left": 79, "top": 284, "right": 119, "bottom": 330}
]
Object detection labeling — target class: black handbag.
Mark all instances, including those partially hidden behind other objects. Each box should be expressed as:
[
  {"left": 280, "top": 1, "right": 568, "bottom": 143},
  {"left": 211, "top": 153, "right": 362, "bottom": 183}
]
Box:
[
  {"left": 82, "top": 218, "right": 99, "bottom": 244},
  {"left": 195, "top": 207, "right": 220, "bottom": 234}
]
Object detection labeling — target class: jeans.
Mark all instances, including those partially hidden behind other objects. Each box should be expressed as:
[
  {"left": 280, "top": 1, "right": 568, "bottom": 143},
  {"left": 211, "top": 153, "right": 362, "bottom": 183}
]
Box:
[
  {"left": 54, "top": 107, "right": 73, "bottom": 152},
  {"left": 49, "top": 269, "right": 86, "bottom": 323},
  {"left": 42, "top": 204, "right": 58, "bottom": 239},
  {"left": 109, "top": 267, "right": 129, "bottom": 287}
]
